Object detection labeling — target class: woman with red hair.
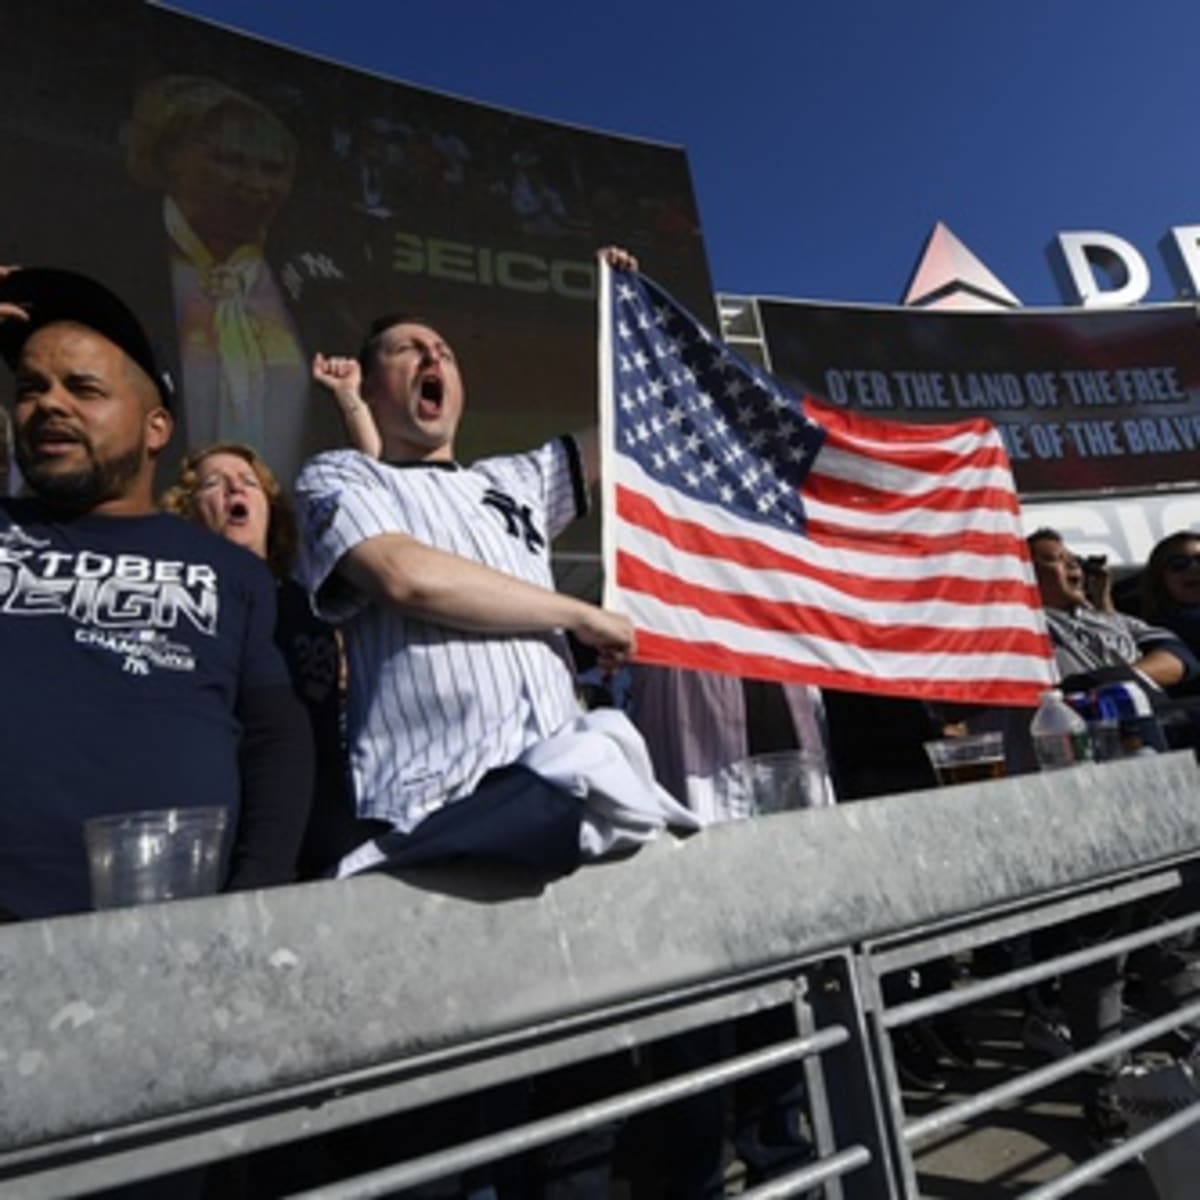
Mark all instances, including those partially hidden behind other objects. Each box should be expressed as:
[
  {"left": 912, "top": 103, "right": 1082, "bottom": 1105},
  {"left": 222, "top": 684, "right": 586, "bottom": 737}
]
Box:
[{"left": 164, "top": 443, "right": 359, "bottom": 877}]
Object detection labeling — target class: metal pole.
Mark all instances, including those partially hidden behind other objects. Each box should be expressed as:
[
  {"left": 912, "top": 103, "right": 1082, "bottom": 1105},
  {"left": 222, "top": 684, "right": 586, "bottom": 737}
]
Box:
[
  {"left": 883, "top": 907, "right": 1200, "bottom": 1030},
  {"left": 904, "top": 996, "right": 1200, "bottom": 1143},
  {"left": 1019, "top": 1098, "right": 1200, "bottom": 1200},
  {"left": 740, "top": 1144, "right": 873, "bottom": 1199},
  {"left": 287, "top": 1026, "right": 851, "bottom": 1200}
]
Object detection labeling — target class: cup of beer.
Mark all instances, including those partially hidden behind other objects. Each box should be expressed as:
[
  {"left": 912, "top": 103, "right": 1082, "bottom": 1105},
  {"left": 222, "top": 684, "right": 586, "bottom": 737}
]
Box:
[{"left": 923, "top": 732, "right": 1005, "bottom": 787}]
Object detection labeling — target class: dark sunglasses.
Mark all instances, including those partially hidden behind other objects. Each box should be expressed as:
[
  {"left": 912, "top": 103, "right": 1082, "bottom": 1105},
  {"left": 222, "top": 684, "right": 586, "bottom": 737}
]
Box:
[{"left": 1165, "top": 554, "right": 1200, "bottom": 573}]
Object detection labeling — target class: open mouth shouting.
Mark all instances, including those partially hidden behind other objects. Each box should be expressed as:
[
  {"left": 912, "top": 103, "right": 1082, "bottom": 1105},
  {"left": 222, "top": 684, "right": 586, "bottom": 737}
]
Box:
[
  {"left": 210, "top": 489, "right": 268, "bottom": 556},
  {"left": 370, "top": 322, "right": 463, "bottom": 459},
  {"left": 416, "top": 372, "right": 444, "bottom": 420},
  {"left": 191, "top": 452, "right": 271, "bottom": 558}
]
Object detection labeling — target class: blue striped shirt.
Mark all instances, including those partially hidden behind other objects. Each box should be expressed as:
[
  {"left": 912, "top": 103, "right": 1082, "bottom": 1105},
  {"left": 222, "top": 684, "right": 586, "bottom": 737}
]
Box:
[{"left": 295, "top": 438, "right": 587, "bottom": 831}]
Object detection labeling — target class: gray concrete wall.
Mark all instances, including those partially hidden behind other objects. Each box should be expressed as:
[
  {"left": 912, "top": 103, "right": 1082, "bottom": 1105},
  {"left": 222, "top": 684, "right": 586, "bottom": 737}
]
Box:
[{"left": 2, "top": 753, "right": 1198, "bottom": 1151}]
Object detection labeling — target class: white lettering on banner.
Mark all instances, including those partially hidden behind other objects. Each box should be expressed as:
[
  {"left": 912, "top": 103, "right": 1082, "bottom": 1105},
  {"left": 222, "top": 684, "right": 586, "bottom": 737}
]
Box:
[{"left": 821, "top": 367, "right": 1188, "bottom": 451}]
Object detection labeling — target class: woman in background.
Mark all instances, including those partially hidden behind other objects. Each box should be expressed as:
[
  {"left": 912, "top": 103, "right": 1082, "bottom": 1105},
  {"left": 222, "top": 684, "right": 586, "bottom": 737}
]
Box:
[
  {"left": 163, "top": 443, "right": 358, "bottom": 877},
  {"left": 1140, "top": 530, "right": 1200, "bottom": 707},
  {"left": 1143, "top": 531, "right": 1200, "bottom": 655}
]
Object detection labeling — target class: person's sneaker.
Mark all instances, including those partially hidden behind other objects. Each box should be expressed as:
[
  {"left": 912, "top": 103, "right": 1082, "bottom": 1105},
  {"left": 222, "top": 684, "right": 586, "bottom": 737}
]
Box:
[
  {"left": 892, "top": 1026, "right": 948, "bottom": 1092},
  {"left": 1084, "top": 1092, "right": 1129, "bottom": 1153},
  {"left": 1022, "top": 1011, "right": 1073, "bottom": 1061},
  {"left": 734, "top": 1126, "right": 816, "bottom": 1187},
  {"left": 926, "top": 1015, "right": 977, "bottom": 1069}
]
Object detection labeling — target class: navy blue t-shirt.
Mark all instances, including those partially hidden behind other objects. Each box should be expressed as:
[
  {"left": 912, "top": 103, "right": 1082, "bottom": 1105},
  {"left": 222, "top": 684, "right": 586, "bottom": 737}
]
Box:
[{"left": 0, "top": 500, "right": 289, "bottom": 918}]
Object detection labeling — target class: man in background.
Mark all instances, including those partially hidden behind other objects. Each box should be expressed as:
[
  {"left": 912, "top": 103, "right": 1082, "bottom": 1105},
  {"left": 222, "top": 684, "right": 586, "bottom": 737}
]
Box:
[
  {"left": 1029, "top": 526, "right": 1200, "bottom": 1149},
  {"left": 1029, "top": 526, "right": 1197, "bottom": 690}
]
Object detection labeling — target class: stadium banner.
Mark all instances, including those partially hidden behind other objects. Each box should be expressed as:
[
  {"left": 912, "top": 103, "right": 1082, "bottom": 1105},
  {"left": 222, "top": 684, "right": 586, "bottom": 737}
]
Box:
[
  {"left": 757, "top": 298, "right": 1200, "bottom": 498},
  {"left": 1, "top": 0, "right": 712, "bottom": 552}
]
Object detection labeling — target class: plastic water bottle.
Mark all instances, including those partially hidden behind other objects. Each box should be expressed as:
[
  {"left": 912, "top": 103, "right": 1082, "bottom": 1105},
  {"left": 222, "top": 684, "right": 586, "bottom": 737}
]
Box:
[{"left": 1030, "top": 689, "right": 1093, "bottom": 771}]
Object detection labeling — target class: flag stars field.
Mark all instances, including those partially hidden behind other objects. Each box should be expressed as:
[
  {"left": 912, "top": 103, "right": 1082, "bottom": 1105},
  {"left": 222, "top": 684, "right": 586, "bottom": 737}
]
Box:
[{"left": 610, "top": 273, "right": 822, "bottom": 534}]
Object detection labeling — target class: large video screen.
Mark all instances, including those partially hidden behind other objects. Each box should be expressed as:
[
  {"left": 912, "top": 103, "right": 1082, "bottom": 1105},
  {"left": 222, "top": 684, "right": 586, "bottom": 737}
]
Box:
[{"left": 1, "top": 0, "right": 713, "bottom": 550}]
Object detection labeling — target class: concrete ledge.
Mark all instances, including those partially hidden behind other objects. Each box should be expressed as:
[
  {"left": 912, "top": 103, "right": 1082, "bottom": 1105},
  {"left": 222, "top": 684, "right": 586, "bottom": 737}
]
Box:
[{"left": 2, "top": 752, "right": 1198, "bottom": 1150}]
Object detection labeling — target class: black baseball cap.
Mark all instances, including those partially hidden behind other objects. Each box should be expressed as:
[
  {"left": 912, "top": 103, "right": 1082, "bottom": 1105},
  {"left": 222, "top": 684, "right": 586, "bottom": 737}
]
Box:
[{"left": 0, "top": 267, "right": 174, "bottom": 409}]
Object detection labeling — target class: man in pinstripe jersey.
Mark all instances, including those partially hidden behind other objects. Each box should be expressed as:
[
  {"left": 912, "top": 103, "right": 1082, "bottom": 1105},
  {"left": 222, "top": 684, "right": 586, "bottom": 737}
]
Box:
[{"left": 296, "top": 249, "right": 644, "bottom": 875}]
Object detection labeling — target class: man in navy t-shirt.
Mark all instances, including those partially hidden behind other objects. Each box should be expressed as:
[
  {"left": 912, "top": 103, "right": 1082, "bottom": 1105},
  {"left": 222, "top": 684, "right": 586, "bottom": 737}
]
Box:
[{"left": 0, "top": 267, "right": 313, "bottom": 918}]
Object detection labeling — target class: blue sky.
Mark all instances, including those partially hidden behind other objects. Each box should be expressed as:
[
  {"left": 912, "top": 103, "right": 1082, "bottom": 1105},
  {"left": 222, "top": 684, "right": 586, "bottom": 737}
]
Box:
[{"left": 167, "top": 0, "right": 1196, "bottom": 307}]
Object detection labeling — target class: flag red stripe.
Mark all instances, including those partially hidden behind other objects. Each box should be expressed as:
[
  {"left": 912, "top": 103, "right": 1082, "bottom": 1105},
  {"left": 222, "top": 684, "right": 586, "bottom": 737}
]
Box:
[
  {"left": 617, "top": 550, "right": 1051, "bottom": 657},
  {"left": 803, "top": 517, "right": 1028, "bottom": 560},
  {"left": 616, "top": 485, "right": 1040, "bottom": 605},
  {"left": 803, "top": 470, "right": 1021, "bottom": 516},
  {"left": 806, "top": 396, "right": 997, "bottom": 444},
  {"left": 823, "top": 435, "right": 1012, "bottom": 477},
  {"left": 634, "top": 629, "right": 1044, "bottom": 708}
]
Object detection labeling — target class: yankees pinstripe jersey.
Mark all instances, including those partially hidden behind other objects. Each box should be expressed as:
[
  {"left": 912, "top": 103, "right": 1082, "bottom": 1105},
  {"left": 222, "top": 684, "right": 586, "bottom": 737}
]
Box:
[{"left": 295, "top": 438, "right": 588, "bottom": 832}]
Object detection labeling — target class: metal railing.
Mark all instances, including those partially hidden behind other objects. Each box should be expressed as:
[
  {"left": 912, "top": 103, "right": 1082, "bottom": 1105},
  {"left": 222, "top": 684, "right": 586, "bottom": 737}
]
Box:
[
  {"left": 2, "top": 753, "right": 1200, "bottom": 1197},
  {"left": 859, "top": 865, "right": 1200, "bottom": 1194}
]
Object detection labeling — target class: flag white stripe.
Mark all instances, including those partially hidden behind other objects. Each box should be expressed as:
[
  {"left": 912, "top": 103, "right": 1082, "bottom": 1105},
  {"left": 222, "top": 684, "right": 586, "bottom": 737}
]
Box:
[
  {"left": 823, "top": 421, "right": 1004, "bottom": 458},
  {"left": 616, "top": 455, "right": 1034, "bottom": 583},
  {"left": 625, "top": 591, "right": 1056, "bottom": 684},
  {"left": 802, "top": 489, "right": 1022, "bottom": 538},
  {"left": 617, "top": 516, "right": 1046, "bottom": 632},
  {"left": 812, "top": 444, "right": 1019, "bottom": 496}
]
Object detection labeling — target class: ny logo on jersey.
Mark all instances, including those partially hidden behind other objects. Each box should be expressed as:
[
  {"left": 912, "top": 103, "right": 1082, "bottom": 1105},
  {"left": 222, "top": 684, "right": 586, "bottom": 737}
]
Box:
[{"left": 481, "top": 489, "right": 544, "bottom": 553}]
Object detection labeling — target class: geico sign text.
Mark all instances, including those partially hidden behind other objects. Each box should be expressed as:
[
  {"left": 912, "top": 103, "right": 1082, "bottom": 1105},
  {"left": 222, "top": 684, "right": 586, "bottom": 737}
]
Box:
[{"left": 1052, "top": 226, "right": 1200, "bottom": 307}]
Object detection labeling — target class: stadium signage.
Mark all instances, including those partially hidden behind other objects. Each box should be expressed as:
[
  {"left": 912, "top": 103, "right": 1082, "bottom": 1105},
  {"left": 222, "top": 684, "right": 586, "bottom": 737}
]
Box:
[
  {"left": 392, "top": 234, "right": 596, "bottom": 300},
  {"left": 1051, "top": 226, "right": 1200, "bottom": 307}
]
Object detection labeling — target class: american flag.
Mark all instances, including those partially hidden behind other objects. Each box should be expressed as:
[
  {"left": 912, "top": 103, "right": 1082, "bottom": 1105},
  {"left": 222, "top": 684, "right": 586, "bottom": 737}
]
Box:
[{"left": 598, "top": 265, "right": 1057, "bottom": 707}]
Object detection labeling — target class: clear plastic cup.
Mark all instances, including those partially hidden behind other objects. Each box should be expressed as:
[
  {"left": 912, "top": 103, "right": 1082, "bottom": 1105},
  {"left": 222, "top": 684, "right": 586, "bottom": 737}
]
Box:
[
  {"left": 83, "top": 807, "right": 229, "bottom": 910},
  {"left": 923, "top": 732, "right": 1006, "bottom": 787},
  {"left": 713, "top": 750, "right": 828, "bottom": 821},
  {"left": 1087, "top": 718, "right": 1123, "bottom": 763}
]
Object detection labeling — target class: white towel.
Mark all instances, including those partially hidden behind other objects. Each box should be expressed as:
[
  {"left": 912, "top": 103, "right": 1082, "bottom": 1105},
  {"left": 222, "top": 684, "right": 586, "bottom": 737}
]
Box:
[
  {"left": 336, "top": 709, "right": 697, "bottom": 876},
  {"left": 517, "top": 708, "right": 701, "bottom": 858}
]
